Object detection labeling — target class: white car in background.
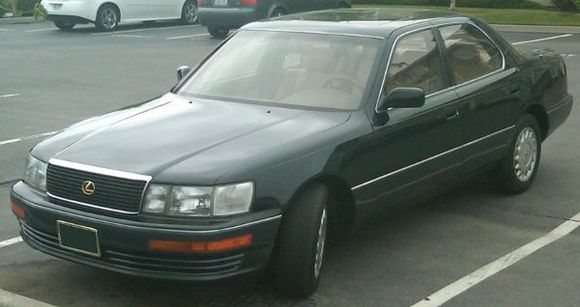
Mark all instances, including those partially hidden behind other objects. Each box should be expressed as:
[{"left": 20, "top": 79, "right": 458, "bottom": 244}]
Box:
[{"left": 41, "top": 0, "right": 198, "bottom": 31}]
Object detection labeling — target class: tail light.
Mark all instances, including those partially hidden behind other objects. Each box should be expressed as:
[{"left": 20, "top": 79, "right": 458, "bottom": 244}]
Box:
[
  {"left": 241, "top": 0, "right": 257, "bottom": 6},
  {"left": 197, "top": 0, "right": 204, "bottom": 5}
]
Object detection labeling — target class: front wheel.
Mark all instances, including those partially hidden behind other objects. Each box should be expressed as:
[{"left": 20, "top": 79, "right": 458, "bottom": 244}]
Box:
[
  {"left": 54, "top": 21, "right": 75, "bottom": 30},
  {"left": 95, "top": 4, "right": 119, "bottom": 32},
  {"left": 275, "top": 183, "right": 328, "bottom": 298},
  {"left": 181, "top": 0, "right": 198, "bottom": 25},
  {"left": 207, "top": 26, "right": 229, "bottom": 39},
  {"left": 492, "top": 114, "right": 541, "bottom": 194}
]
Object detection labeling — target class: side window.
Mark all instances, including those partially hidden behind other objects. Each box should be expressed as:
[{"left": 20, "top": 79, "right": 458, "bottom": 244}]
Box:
[
  {"left": 439, "top": 24, "right": 503, "bottom": 84},
  {"left": 385, "top": 29, "right": 446, "bottom": 95}
]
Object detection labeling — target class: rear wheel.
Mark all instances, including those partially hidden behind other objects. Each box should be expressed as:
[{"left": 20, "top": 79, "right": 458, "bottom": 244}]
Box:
[
  {"left": 96, "top": 4, "right": 119, "bottom": 32},
  {"left": 181, "top": 0, "right": 198, "bottom": 25},
  {"left": 275, "top": 183, "right": 328, "bottom": 298},
  {"left": 54, "top": 21, "right": 75, "bottom": 30},
  {"left": 492, "top": 114, "right": 541, "bottom": 194},
  {"left": 207, "top": 26, "right": 229, "bottom": 39},
  {"left": 269, "top": 7, "right": 286, "bottom": 18}
]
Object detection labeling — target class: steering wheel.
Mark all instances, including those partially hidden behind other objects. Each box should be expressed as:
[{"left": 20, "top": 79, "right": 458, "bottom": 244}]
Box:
[{"left": 323, "top": 77, "right": 364, "bottom": 93}]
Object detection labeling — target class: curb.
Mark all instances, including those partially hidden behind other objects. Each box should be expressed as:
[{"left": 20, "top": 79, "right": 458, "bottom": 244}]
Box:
[
  {"left": 492, "top": 24, "right": 580, "bottom": 34},
  {"left": 0, "top": 288, "right": 56, "bottom": 307},
  {"left": 0, "top": 16, "right": 38, "bottom": 25}
]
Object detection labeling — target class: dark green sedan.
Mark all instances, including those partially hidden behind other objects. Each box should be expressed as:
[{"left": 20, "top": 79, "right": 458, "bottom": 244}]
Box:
[{"left": 11, "top": 9, "right": 572, "bottom": 298}]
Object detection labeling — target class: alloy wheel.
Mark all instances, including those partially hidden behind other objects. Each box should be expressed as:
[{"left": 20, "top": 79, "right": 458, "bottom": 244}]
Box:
[{"left": 513, "top": 127, "right": 538, "bottom": 182}]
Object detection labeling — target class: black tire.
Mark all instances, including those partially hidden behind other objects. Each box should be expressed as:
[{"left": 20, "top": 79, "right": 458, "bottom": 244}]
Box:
[
  {"left": 181, "top": 0, "right": 198, "bottom": 25},
  {"left": 95, "top": 4, "right": 119, "bottom": 32},
  {"left": 492, "top": 114, "right": 542, "bottom": 195},
  {"left": 276, "top": 183, "right": 328, "bottom": 298},
  {"left": 54, "top": 21, "right": 75, "bottom": 30},
  {"left": 269, "top": 7, "right": 286, "bottom": 18},
  {"left": 207, "top": 26, "right": 229, "bottom": 39},
  {"left": 336, "top": 1, "right": 350, "bottom": 8}
]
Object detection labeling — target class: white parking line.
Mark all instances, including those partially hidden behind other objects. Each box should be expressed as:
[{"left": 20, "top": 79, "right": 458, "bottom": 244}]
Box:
[
  {"left": 0, "top": 131, "right": 58, "bottom": 147},
  {"left": 0, "top": 28, "right": 16, "bottom": 32},
  {"left": 0, "top": 94, "right": 20, "bottom": 99},
  {"left": 0, "top": 237, "right": 22, "bottom": 249},
  {"left": 166, "top": 33, "right": 209, "bottom": 40},
  {"left": 24, "top": 28, "right": 56, "bottom": 33},
  {"left": 512, "top": 34, "right": 573, "bottom": 45},
  {"left": 113, "top": 34, "right": 151, "bottom": 38},
  {"left": 411, "top": 212, "right": 580, "bottom": 307},
  {"left": 92, "top": 24, "right": 199, "bottom": 36},
  {"left": 0, "top": 288, "right": 57, "bottom": 307}
]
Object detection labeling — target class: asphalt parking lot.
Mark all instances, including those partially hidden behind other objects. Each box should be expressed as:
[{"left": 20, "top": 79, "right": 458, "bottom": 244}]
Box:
[{"left": 1, "top": 21, "right": 579, "bottom": 307}]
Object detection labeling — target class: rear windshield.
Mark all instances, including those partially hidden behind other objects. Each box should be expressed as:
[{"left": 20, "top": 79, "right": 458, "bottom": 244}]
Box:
[{"left": 178, "top": 31, "right": 381, "bottom": 110}]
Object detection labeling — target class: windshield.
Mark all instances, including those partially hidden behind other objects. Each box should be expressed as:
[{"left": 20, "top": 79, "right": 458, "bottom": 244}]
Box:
[{"left": 178, "top": 31, "right": 381, "bottom": 110}]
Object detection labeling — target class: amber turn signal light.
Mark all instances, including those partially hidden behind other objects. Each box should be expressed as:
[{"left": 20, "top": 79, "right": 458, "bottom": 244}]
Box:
[
  {"left": 11, "top": 201, "right": 25, "bottom": 219},
  {"left": 148, "top": 233, "right": 253, "bottom": 253}
]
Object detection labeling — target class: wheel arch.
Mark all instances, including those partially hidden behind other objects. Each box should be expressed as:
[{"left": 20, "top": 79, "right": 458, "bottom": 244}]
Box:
[
  {"left": 285, "top": 173, "right": 356, "bottom": 237},
  {"left": 525, "top": 104, "right": 549, "bottom": 141}
]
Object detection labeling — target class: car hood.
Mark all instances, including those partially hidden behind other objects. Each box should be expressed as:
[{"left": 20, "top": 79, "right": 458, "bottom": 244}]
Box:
[{"left": 34, "top": 93, "right": 351, "bottom": 184}]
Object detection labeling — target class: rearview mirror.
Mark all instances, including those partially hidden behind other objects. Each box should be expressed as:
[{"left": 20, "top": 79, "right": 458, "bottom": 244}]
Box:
[
  {"left": 379, "top": 87, "right": 425, "bottom": 111},
  {"left": 177, "top": 65, "right": 191, "bottom": 81}
]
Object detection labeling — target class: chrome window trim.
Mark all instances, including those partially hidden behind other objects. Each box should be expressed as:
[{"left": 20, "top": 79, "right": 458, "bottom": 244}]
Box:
[
  {"left": 375, "top": 21, "right": 507, "bottom": 113},
  {"left": 47, "top": 192, "right": 140, "bottom": 215},
  {"left": 351, "top": 125, "right": 516, "bottom": 190}
]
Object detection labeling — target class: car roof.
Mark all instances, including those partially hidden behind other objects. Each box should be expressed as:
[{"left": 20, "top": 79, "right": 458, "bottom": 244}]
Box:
[{"left": 242, "top": 8, "right": 472, "bottom": 39}]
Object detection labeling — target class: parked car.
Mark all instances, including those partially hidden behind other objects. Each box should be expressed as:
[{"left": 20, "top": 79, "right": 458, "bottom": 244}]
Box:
[
  {"left": 197, "top": 0, "right": 351, "bottom": 38},
  {"left": 11, "top": 9, "right": 572, "bottom": 298},
  {"left": 41, "top": 0, "right": 199, "bottom": 31}
]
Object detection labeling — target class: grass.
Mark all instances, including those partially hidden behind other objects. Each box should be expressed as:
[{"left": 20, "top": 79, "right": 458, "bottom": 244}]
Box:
[{"left": 354, "top": 4, "right": 580, "bottom": 26}]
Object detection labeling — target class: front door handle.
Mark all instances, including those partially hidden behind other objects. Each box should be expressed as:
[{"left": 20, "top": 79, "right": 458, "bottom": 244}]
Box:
[{"left": 445, "top": 110, "right": 460, "bottom": 121}]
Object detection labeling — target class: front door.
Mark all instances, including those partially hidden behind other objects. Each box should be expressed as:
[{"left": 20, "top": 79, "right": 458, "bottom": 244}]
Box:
[{"left": 351, "top": 28, "right": 465, "bottom": 209}]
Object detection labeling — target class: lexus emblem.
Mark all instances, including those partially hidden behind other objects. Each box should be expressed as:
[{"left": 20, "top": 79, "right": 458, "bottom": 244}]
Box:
[{"left": 81, "top": 180, "right": 96, "bottom": 196}]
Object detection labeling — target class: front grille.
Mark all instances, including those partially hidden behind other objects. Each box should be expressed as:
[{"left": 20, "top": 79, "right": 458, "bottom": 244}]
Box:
[{"left": 46, "top": 163, "right": 148, "bottom": 214}]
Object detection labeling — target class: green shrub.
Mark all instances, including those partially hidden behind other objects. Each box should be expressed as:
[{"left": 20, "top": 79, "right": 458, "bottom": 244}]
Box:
[
  {"left": 352, "top": 0, "right": 543, "bottom": 9},
  {"left": 551, "top": 0, "right": 578, "bottom": 11},
  {"left": 17, "top": 0, "right": 41, "bottom": 15},
  {"left": 0, "top": 0, "right": 11, "bottom": 18}
]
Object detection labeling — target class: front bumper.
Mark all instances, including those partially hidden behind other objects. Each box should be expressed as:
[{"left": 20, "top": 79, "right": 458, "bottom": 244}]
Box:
[
  {"left": 11, "top": 181, "right": 281, "bottom": 281},
  {"left": 197, "top": 7, "right": 258, "bottom": 27}
]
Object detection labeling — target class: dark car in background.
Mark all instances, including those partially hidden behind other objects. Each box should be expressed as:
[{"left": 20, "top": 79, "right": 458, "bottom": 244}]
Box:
[
  {"left": 11, "top": 9, "right": 572, "bottom": 298},
  {"left": 197, "top": 0, "right": 351, "bottom": 38}
]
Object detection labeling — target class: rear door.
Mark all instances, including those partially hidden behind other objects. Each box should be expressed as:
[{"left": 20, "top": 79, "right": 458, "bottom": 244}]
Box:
[
  {"left": 437, "top": 23, "right": 521, "bottom": 172},
  {"left": 148, "top": 0, "right": 182, "bottom": 19},
  {"left": 119, "top": 0, "right": 150, "bottom": 20}
]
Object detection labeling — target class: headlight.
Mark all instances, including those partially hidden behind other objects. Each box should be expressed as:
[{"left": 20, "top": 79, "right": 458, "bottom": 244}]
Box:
[
  {"left": 142, "top": 182, "right": 253, "bottom": 217},
  {"left": 24, "top": 155, "right": 48, "bottom": 192}
]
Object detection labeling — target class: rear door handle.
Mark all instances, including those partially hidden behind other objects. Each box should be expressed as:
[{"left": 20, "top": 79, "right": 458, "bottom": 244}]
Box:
[
  {"left": 445, "top": 110, "right": 460, "bottom": 121},
  {"left": 510, "top": 88, "right": 521, "bottom": 96}
]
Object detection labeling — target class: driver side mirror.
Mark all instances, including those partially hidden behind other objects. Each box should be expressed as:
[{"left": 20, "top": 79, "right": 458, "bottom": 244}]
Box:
[
  {"left": 177, "top": 65, "right": 191, "bottom": 81},
  {"left": 373, "top": 87, "right": 425, "bottom": 126},
  {"left": 378, "top": 87, "right": 426, "bottom": 111}
]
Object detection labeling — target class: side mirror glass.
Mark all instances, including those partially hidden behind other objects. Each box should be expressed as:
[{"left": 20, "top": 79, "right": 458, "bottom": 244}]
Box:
[
  {"left": 378, "top": 87, "right": 426, "bottom": 111},
  {"left": 177, "top": 65, "right": 191, "bottom": 81}
]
